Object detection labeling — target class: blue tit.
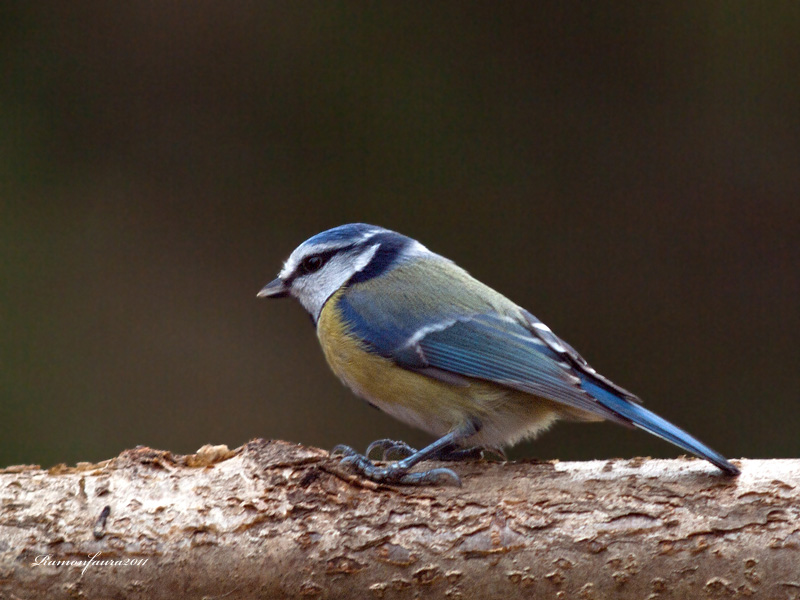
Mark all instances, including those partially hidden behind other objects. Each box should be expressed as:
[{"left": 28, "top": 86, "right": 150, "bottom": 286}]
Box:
[{"left": 259, "top": 223, "right": 739, "bottom": 485}]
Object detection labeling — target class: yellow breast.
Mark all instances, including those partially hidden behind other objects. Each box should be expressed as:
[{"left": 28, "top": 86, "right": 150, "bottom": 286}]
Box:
[{"left": 316, "top": 289, "right": 561, "bottom": 448}]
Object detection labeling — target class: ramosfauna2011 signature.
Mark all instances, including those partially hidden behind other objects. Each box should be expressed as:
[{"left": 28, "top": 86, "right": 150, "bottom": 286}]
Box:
[{"left": 32, "top": 552, "right": 148, "bottom": 575}]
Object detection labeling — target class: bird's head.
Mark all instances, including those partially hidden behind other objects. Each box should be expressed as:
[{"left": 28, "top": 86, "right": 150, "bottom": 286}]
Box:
[{"left": 258, "top": 223, "right": 431, "bottom": 322}]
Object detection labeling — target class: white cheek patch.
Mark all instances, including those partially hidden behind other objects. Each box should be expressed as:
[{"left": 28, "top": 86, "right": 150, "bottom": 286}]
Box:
[{"left": 291, "top": 243, "right": 381, "bottom": 322}]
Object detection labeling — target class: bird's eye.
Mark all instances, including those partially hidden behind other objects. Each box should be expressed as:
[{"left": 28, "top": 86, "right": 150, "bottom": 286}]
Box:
[{"left": 301, "top": 255, "right": 325, "bottom": 273}]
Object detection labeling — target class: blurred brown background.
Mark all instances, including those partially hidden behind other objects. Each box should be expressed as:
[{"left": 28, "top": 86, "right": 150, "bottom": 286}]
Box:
[{"left": 2, "top": 3, "right": 798, "bottom": 468}]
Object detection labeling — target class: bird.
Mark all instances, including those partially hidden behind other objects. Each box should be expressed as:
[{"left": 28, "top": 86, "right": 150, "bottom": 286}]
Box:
[{"left": 258, "top": 223, "right": 739, "bottom": 485}]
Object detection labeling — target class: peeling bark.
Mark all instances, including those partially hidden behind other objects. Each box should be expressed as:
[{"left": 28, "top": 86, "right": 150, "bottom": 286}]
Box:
[{"left": 1, "top": 439, "right": 798, "bottom": 599}]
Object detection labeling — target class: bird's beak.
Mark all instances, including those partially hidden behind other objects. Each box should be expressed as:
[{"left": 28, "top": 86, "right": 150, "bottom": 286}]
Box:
[{"left": 257, "top": 277, "right": 290, "bottom": 298}]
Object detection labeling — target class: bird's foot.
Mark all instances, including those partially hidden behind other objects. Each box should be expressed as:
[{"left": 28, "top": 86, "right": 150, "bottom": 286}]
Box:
[
  {"left": 366, "top": 439, "right": 416, "bottom": 460},
  {"left": 331, "top": 444, "right": 461, "bottom": 486},
  {"left": 364, "top": 439, "right": 503, "bottom": 462}
]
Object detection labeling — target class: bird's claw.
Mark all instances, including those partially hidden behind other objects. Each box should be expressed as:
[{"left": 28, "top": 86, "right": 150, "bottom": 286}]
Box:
[
  {"left": 366, "top": 439, "right": 417, "bottom": 460},
  {"left": 331, "top": 444, "right": 461, "bottom": 487},
  {"left": 330, "top": 444, "right": 359, "bottom": 458}
]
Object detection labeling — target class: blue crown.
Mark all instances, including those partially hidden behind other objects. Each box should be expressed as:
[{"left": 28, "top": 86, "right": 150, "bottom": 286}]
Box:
[{"left": 304, "top": 223, "right": 387, "bottom": 247}]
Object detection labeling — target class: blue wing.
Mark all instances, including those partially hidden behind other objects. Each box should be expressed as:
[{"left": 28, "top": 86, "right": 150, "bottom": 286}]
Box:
[
  {"left": 338, "top": 285, "right": 628, "bottom": 423},
  {"left": 338, "top": 269, "right": 738, "bottom": 474}
]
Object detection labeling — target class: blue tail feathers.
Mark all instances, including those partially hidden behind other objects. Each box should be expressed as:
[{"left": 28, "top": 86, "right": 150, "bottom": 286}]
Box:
[{"left": 580, "top": 377, "right": 739, "bottom": 475}]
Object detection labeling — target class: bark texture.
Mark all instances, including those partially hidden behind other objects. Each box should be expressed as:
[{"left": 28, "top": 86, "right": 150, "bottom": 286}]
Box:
[{"left": 1, "top": 439, "right": 798, "bottom": 599}]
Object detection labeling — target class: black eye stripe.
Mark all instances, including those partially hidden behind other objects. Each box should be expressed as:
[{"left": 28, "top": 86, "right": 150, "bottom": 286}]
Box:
[
  {"left": 285, "top": 248, "right": 343, "bottom": 284},
  {"left": 285, "top": 238, "right": 395, "bottom": 286}
]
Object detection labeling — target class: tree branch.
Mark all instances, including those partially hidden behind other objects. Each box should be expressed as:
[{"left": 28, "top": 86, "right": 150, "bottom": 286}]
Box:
[{"left": 1, "top": 440, "right": 797, "bottom": 599}]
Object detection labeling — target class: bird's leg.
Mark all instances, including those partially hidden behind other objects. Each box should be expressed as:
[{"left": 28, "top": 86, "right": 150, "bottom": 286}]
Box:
[
  {"left": 332, "top": 421, "right": 480, "bottom": 486},
  {"left": 365, "top": 438, "right": 505, "bottom": 462}
]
